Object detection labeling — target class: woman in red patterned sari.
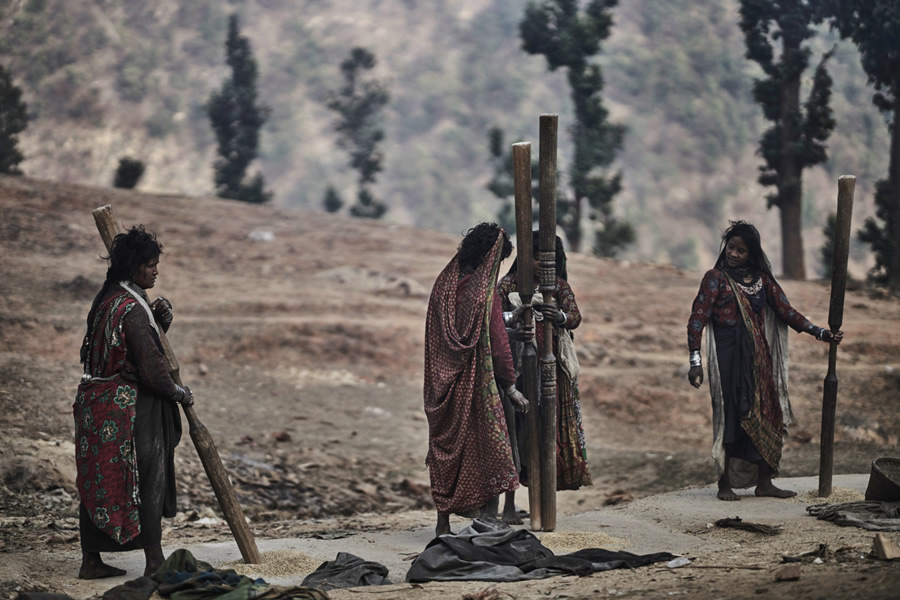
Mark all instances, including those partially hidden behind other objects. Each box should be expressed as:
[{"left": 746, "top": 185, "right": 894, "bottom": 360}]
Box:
[
  {"left": 424, "top": 223, "right": 529, "bottom": 536},
  {"left": 687, "top": 221, "right": 842, "bottom": 501},
  {"left": 75, "top": 226, "right": 193, "bottom": 578}
]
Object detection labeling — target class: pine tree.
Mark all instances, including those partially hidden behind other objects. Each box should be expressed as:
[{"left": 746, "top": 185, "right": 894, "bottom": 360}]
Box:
[
  {"left": 207, "top": 15, "right": 272, "bottom": 204},
  {"left": 824, "top": 1, "right": 900, "bottom": 291},
  {"left": 323, "top": 185, "right": 344, "bottom": 213},
  {"left": 486, "top": 127, "right": 538, "bottom": 234},
  {"left": 738, "top": 0, "right": 836, "bottom": 280},
  {"left": 520, "top": 0, "right": 632, "bottom": 256},
  {"left": 326, "top": 47, "right": 389, "bottom": 219},
  {"left": 0, "top": 64, "right": 29, "bottom": 175}
]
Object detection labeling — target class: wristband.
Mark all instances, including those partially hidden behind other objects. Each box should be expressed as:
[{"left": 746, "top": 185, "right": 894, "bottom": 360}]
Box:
[{"left": 689, "top": 351, "right": 701, "bottom": 367}]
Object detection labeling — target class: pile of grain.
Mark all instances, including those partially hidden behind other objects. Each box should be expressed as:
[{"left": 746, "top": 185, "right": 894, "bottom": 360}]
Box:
[
  {"left": 792, "top": 486, "right": 865, "bottom": 504},
  {"left": 219, "top": 549, "right": 322, "bottom": 579},
  {"left": 538, "top": 531, "right": 628, "bottom": 555}
]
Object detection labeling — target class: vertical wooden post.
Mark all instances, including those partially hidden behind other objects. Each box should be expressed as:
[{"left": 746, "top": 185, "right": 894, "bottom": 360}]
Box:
[
  {"left": 91, "top": 205, "right": 262, "bottom": 564},
  {"left": 512, "top": 142, "right": 542, "bottom": 531},
  {"left": 538, "top": 114, "right": 558, "bottom": 531},
  {"left": 818, "top": 175, "right": 855, "bottom": 497}
]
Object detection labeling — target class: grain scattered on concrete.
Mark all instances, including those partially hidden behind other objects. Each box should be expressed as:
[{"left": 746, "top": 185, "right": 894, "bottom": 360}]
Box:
[
  {"left": 792, "top": 486, "right": 865, "bottom": 504},
  {"left": 219, "top": 550, "right": 322, "bottom": 578},
  {"left": 538, "top": 531, "right": 628, "bottom": 555}
]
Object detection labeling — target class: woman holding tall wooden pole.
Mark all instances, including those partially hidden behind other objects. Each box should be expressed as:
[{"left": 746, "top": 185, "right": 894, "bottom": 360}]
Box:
[
  {"left": 499, "top": 232, "right": 592, "bottom": 495},
  {"left": 75, "top": 226, "right": 192, "bottom": 578},
  {"left": 687, "top": 221, "right": 843, "bottom": 501}
]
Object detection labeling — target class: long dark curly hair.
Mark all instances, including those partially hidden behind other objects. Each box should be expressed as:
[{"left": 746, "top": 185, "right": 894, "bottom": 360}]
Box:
[
  {"left": 82, "top": 226, "right": 164, "bottom": 363},
  {"left": 105, "top": 225, "right": 164, "bottom": 284},
  {"left": 714, "top": 220, "right": 773, "bottom": 278},
  {"left": 457, "top": 222, "right": 512, "bottom": 274}
]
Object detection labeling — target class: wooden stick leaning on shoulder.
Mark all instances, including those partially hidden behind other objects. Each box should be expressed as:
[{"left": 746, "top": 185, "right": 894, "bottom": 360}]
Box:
[
  {"left": 513, "top": 141, "right": 542, "bottom": 531},
  {"left": 817, "top": 176, "right": 855, "bottom": 498},
  {"left": 92, "top": 205, "right": 261, "bottom": 565}
]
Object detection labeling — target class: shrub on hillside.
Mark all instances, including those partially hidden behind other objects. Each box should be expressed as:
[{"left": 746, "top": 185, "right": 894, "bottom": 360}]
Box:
[{"left": 113, "top": 157, "right": 145, "bottom": 189}]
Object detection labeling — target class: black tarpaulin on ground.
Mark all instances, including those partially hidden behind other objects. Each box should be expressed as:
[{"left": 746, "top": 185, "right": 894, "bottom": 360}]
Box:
[
  {"left": 300, "top": 552, "right": 392, "bottom": 590},
  {"left": 807, "top": 501, "right": 900, "bottom": 531},
  {"left": 405, "top": 518, "right": 675, "bottom": 583}
]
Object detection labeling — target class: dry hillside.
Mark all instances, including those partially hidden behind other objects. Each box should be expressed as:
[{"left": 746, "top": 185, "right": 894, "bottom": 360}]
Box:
[{"left": 0, "top": 175, "right": 898, "bottom": 597}]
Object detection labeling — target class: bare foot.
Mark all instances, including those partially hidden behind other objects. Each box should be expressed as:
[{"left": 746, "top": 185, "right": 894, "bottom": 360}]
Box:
[
  {"left": 501, "top": 508, "right": 524, "bottom": 525},
  {"left": 143, "top": 546, "right": 165, "bottom": 577},
  {"left": 435, "top": 513, "right": 451, "bottom": 537},
  {"left": 755, "top": 483, "right": 796, "bottom": 498},
  {"left": 717, "top": 478, "right": 741, "bottom": 501},
  {"left": 78, "top": 557, "right": 127, "bottom": 580},
  {"left": 144, "top": 559, "right": 164, "bottom": 577}
]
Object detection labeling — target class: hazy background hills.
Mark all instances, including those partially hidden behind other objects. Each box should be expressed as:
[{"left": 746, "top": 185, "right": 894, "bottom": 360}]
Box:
[{"left": 0, "top": 0, "right": 890, "bottom": 275}]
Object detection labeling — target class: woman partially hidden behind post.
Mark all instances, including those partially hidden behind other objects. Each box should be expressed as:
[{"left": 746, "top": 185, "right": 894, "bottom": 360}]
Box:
[
  {"left": 687, "top": 221, "right": 843, "bottom": 501},
  {"left": 75, "top": 226, "right": 193, "bottom": 578}
]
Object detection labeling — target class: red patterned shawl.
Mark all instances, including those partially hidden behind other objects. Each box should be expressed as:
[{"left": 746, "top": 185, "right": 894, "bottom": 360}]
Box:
[
  {"left": 725, "top": 273, "right": 784, "bottom": 471},
  {"left": 74, "top": 287, "right": 142, "bottom": 544},
  {"left": 423, "top": 234, "right": 519, "bottom": 515}
]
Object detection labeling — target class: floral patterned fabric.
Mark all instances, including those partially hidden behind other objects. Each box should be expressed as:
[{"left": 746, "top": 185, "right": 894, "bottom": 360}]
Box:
[
  {"left": 74, "top": 291, "right": 142, "bottom": 544},
  {"left": 724, "top": 273, "right": 785, "bottom": 471},
  {"left": 424, "top": 234, "right": 519, "bottom": 515},
  {"left": 687, "top": 269, "right": 816, "bottom": 352},
  {"left": 687, "top": 268, "right": 815, "bottom": 472}
]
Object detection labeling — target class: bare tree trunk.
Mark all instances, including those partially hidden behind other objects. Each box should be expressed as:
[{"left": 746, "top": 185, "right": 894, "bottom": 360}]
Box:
[
  {"left": 567, "top": 194, "right": 582, "bottom": 253},
  {"left": 889, "top": 90, "right": 900, "bottom": 294},
  {"left": 778, "top": 37, "right": 807, "bottom": 280}
]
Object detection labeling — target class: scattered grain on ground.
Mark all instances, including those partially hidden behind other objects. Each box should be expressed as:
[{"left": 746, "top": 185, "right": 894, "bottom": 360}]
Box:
[
  {"left": 219, "top": 549, "right": 321, "bottom": 578},
  {"left": 791, "top": 487, "right": 865, "bottom": 504},
  {"left": 537, "top": 531, "right": 628, "bottom": 555}
]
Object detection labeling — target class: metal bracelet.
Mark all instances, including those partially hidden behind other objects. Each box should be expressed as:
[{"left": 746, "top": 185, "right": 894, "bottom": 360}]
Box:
[
  {"left": 558, "top": 311, "right": 567, "bottom": 325},
  {"left": 689, "top": 350, "right": 702, "bottom": 367},
  {"left": 503, "top": 311, "right": 515, "bottom": 327},
  {"left": 816, "top": 327, "right": 826, "bottom": 341}
]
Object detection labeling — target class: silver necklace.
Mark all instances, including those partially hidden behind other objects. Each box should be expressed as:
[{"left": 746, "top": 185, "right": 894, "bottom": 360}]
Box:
[{"left": 735, "top": 277, "right": 763, "bottom": 296}]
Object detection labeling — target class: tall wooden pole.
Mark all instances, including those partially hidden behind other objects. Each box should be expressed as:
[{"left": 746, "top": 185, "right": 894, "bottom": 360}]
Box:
[
  {"left": 92, "top": 205, "right": 262, "bottom": 564},
  {"left": 538, "top": 114, "right": 558, "bottom": 531},
  {"left": 512, "top": 142, "right": 542, "bottom": 531},
  {"left": 817, "top": 175, "right": 855, "bottom": 497}
]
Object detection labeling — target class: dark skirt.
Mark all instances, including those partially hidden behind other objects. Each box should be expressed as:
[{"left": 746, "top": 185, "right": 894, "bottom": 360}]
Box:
[
  {"left": 713, "top": 322, "right": 763, "bottom": 463},
  {"left": 80, "top": 385, "right": 180, "bottom": 553}
]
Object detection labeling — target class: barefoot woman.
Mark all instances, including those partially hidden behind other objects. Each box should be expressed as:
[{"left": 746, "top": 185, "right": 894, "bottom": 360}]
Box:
[
  {"left": 75, "top": 226, "right": 193, "bottom": 578},
  {"left": 424, "top": 223, "right": 528, "bottom": 536},
  {"left": 687, "top": 221, "right": 842, "bottom": 501}
]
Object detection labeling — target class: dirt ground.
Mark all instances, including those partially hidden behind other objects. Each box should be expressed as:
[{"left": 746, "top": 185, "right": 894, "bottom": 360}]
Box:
[{"left": 1, "top": 174, "right": 898, "bottom": 599}]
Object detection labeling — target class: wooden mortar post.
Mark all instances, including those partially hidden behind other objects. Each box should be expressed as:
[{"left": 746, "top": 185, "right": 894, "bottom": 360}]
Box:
[
  {"left": 538, "top": 114, "right": 558, "bottom": 531},
  {"left": 513, "top": 142, "right": 541, "bottom": 531},
  {"left": 818, "top": 176, "right": 855, "bottom": 497}
]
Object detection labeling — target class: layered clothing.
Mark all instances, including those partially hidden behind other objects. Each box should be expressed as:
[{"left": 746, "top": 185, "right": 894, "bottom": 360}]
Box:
[
  {"left": 498, "top": 274, "right": 591, "bottom": 491},
  {"left": 688, "top": 268, "right": 817, "bottom": 486},
  {"left": 75, "top": 282, "right": 182, "bottom": 551},
  {"left": 423, "top": 236, "right": 519, "bottom": 515}
]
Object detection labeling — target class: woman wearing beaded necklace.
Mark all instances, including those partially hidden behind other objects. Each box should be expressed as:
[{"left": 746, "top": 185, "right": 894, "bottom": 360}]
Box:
[{"left": 687, "top": 221, "right": 842, "bottom": 501}]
